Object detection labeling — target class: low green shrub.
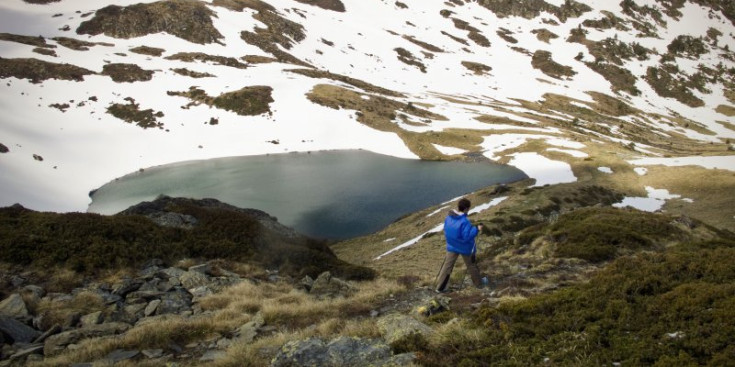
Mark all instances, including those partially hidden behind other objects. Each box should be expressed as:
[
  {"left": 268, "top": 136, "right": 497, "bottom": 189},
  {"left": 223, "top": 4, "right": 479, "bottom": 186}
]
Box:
[
  {"left": 549, "top": 207, "right": 679, "bottom": 262},
  {"left": 418, "top": 239, "right": 735, "bottom": 366},
  {"left": 0, "top": 202, "right": 375, "bottom": 280}
]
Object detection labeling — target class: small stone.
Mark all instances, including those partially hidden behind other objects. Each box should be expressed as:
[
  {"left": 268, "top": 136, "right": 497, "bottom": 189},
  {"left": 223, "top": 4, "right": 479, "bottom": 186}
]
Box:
[
  {"left": 9, "top": 344, "right": 44, "bottom": 360},
  {"left": 32, "top": 324, "right": 61, "bottom": 343},
  {"left": 10, "top": 276, "right": 26, "bottom": 288},
  {"left": 0, "top": 315, "right": 41, "bottom": 344},
  {"left": 216, "top": 338, "right": 232, "bottom": 349},
  {"left": 377, "top": 314, "right": 433, "bottom": 347},
  {"left": 188, "top": 264, "right": 210, "bottom": 274},
  {"left": 0, "top": 294, "right": 29, "bottom": 319},
  {"left": 161, "top": 267, "right": 186, "bottom": 279},
  {"left": 21, "top": 285, "right": 45, "bottom": 301},
  {"left": 180, "top": 271, "right": 209, "bottom": 290},
  {"left": 79, "top": 311, "right": 102, "bottom": 328},
  {"left": 142, "top": 349, "right": 164, "bottom": 358},
  {"left": 103, "top": 349, "right": 139, "bottom": 363},
  {"left": 190, "top": 286, "right": 213, "bottom": 300},
  {"left": 236, "top": 312, "right": 264, "bottom": 344},
  {"left": 199, "top": 350, "right": 226, "bottom": 361},
  {"left": 144, "top": 299, "right": 161, "bottom": 317}
]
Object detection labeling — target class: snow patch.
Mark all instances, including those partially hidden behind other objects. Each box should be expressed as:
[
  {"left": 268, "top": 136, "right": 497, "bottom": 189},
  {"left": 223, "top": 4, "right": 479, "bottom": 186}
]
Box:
[
  {"left": 613, "top": 186, "right": 681, "bottom": 212},
  {"left": 547, "top": 148, "right": 589, "bottom": 158},
  {"left": 427, "top": 205, "right": 450, "bottom": 218},
  {"left": 507, "top": 153, "right": 577, "bottom": 187},
  {"left": 629, "top": 156, "right": 735, "bottom": 172},
  {"left": 469, "top": 197, "right": 508, "bottom": 215},
  {"left": 598, "top": 167, "right": 613, "bottom": 174},
  {"left": 432, "top": 144, "right": 466, "bottom": 156},
  {"left": 375, "top": 223, "right": 444, "bottom": 260}
]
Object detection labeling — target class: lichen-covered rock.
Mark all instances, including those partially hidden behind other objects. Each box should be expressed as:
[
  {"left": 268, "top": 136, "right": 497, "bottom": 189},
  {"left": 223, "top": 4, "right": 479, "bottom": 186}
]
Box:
[
  {"left": 416, "top": 296, "right": 451, "bottom": 317},
  {"left": 155, "top": 288, "right": 192, "bottom": 315},
  {"left": 309, "top": 272, "right": 355, "bottom": 299},
  {"left": 270, "top": 336, "right": 415, "bottom": 367},
  {"left": 180, "top": 270, "right": 210, "bottom": 290},
  {"left": 377, "top": 314, "right": 433, "bottom": 350},
  {"left": 79, "top": 311, "right": 103, "bottom": 328},
  {"left": 236, "top": 312, "right": 264, "bottom": 344},
  {"left": 0, "top": 294, "right": 29, "bottom": 320}
]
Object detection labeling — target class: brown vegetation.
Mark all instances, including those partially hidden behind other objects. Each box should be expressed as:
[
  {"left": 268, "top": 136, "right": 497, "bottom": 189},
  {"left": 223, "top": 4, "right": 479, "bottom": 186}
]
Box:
[
  {"left": 77, "top": 0, "right": 223, "bottom": 44},
  {"left": 107, "top": 97, "right": 164, "bottom": 129},
  {"left": 101, "top": 63, "right": 155, "bottom": 83},
  {"left": 0, "top": 57, "right": 95, "bottom": 84},
  {"left": 168, "top": 86, "right": 274, "bottom": 116},
  {"left": 129, "top": 46, "right": 165, "bottom": 57},
  {"left": 531, "top": 50, "right": 576, "bottom": 79},
  {"left": 165, "top": 52, "right": 248, "bottom": 69}
]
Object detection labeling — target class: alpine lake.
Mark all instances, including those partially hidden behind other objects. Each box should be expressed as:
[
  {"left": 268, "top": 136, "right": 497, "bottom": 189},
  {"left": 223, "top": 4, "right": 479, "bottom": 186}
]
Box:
[{"left": 88, "top": 150, "right": 527, "bottom": 239}]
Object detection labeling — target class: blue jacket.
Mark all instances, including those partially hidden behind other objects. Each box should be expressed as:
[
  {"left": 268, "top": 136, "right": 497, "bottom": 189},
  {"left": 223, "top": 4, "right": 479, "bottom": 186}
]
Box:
[{"left": 444, "top": 211, "right": 478, "bottom": 256}]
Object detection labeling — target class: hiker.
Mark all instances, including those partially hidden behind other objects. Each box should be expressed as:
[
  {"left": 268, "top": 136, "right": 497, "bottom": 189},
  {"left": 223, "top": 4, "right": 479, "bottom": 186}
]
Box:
[{"left": 435, "top": 198, "right": 488, "bottom": 293}]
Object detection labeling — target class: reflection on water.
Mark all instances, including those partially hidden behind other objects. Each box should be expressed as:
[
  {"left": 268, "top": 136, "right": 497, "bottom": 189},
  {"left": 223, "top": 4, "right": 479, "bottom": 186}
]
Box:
[{"left": 89, "top": 150, "right": 527, "bottom": 239}]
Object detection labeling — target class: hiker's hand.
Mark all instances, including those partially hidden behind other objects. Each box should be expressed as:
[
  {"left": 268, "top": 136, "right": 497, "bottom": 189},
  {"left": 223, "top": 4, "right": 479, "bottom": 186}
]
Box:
[{"left": 477, "top": 224, "right": 483, "bottom": 232}]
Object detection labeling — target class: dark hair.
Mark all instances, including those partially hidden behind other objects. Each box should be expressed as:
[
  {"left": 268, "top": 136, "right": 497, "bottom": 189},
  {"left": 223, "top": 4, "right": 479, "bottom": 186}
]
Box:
[{"left": 458, "top": 198, "right": 471, "bottom": 212}]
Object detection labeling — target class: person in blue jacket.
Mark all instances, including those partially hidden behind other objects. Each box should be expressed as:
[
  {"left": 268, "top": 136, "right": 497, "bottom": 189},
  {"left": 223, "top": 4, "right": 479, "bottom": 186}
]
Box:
[{"left": 435, "top": 198, "right": 487, "bottom": 292}]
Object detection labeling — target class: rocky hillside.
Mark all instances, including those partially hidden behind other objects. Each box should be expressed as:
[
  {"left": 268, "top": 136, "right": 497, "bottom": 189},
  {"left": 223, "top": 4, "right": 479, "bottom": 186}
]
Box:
[
  {"left": 0, "top": 196, "right": 374, "bottom": 285},
  {"left": 0, "top": 196, "right": 733, "bottom": 366}
]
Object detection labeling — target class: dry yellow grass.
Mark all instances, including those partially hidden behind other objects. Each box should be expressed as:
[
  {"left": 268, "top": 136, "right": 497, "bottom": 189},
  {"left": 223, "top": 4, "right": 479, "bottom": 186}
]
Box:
[
  {"left": 34, "top": 291, "right": 105, "bottom": 330},
  {"left": 33, "top": 275, "right": 408, "bottom": 366},
  {"left": 428, "top": 318, "right": 487, "bottom": 348},
  {"left": 716, "top": 104, "right": 735, "bottom": 117}
]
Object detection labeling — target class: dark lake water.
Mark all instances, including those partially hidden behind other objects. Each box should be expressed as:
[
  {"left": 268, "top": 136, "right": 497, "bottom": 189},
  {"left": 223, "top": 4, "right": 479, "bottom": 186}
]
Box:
[{"left": 88, "top": 150, "right": 527, "bottom": 239}]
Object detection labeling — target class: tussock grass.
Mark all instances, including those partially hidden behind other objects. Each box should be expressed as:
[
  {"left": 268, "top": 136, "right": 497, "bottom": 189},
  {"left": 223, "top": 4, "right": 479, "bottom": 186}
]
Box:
[
  {"left": 716, "top": 104, "right": 735, "bottom": 116},
  {"left": 35, "top": 291, "right": 105, "bottom": 329},
  {"left": 33, "top": 314, "right": 231, "bottom": 367},
  {"left": 33, "top": 276, "right": 404, "bottom": 366},
  {"left": 201, "top": 277, "right": 405, "bottom": 329}
]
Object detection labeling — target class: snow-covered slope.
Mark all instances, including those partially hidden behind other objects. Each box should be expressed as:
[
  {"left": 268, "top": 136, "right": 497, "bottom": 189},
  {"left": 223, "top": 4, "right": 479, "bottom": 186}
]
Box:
[{"left": 1, "top": 0, "right": 734, "bottom": 212}]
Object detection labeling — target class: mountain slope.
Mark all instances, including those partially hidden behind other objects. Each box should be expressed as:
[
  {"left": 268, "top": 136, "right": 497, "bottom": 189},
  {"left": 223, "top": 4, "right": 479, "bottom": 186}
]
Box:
[{"left": 0, "top": 0, "right": 734, "bottom": 231}]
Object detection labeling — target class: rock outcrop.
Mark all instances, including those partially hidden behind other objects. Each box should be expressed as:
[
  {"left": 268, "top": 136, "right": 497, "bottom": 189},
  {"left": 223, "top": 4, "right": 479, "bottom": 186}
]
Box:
[
  {"left": 270, "top": 336, "right": 415, "bottom": 367},
  {"left": 0, "top": 260, "right": 244, "bottom": 364}
]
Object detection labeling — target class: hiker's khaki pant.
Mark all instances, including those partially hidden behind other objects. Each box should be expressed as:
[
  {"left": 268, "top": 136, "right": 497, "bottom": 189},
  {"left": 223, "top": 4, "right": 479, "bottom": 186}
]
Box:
[{"left": 435, "top": 251, "right": 482, "bottom": 291}]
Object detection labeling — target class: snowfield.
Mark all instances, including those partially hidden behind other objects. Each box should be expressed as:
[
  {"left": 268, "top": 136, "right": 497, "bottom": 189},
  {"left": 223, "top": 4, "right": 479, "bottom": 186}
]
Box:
[{"left": 0, "top": 0, "right": 734, "bottom": 213}]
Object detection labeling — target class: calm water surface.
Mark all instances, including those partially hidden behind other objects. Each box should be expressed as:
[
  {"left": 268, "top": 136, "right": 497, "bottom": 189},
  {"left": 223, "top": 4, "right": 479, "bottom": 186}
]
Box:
[{"left": 89, "top": 150, "right": 527, "bottom": 239}]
